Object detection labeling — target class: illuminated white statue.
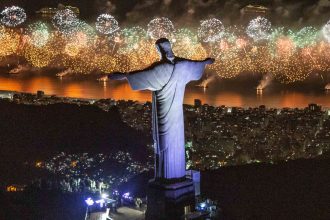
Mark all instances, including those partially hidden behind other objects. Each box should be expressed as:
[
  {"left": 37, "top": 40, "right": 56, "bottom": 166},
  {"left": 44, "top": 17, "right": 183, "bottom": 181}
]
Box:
[{"left": 108, "top": 38, "right": 214, "bottom": 180}]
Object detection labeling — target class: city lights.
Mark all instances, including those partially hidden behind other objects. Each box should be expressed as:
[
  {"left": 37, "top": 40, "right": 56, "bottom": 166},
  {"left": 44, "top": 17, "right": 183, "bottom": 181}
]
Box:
[
  {"left": 101, "top": 193, "right": 108, "bottom": 199},
  {"left": 85, "top": 198, "right": 94, "bottom": 206},
  {"left": 1, "top": 3, "right": 329, "bottom": 220}
]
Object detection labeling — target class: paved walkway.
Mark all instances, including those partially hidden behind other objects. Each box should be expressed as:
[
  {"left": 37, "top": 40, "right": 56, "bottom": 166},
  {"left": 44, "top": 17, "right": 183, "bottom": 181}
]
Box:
[{"left": 110, "top": 207, "right": 145, "bottom": 220}]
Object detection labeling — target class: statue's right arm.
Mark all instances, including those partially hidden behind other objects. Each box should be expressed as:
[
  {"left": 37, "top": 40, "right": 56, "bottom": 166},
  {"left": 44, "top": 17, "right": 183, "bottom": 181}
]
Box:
[
  {"left": 108, "top": 64, "right": 162, "bottom": 91},
  {"left": 182, "top": 58, "right": 215, "bottom": 82},
  {"left": 99, "top": 65, "right": 157, "bottom": 82},
  {"left": 204, "top": 58, "right": 215, "bottom": 65},
  {"left": 108, "top": 72, "right": 127, "bottom": 80},
  {"left": 106, "top": 62, "right": 171, "bottom": 91},
  {"left": 190, "top": 58, "right": 215, "bottom": 65}
]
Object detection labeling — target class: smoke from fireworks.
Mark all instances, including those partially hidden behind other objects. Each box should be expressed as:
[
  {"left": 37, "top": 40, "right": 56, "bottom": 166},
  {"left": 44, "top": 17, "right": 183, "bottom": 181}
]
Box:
[
  {"left": 198, "top": 74, "right": 216, "bottom": 88},
  {"left": 9, "top": 64, "right": 30, "bottom": 74},
  {"left": 56, "top": 69, "right": 73, "bottom": 78},
  {"left": 257, "top": 74, "right": 273, "bottom": 90}
]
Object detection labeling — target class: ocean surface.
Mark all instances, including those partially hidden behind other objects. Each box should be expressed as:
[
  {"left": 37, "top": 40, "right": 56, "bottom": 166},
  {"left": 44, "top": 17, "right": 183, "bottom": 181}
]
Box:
[{"left": 0, "top": 73, "right": 329, "bottom": 108}]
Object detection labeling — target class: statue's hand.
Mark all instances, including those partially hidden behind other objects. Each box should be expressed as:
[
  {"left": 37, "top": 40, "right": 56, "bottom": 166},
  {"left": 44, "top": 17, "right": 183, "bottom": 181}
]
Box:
[
  {"left": 204, "top": 58, "right": 215, "bottom": 64},
  {"left": 109, "top": 72, "right": 127, "bottom": 80}
]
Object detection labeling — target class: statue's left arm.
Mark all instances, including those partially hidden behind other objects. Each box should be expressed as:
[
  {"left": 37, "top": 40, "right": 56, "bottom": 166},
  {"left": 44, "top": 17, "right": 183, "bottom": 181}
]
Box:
[{"left": 183, "top": 58, "right": 214, "bottom": 82}]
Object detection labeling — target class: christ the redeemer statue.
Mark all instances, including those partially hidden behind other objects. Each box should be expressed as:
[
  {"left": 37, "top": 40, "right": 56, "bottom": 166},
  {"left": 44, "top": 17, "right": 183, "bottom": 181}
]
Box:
[{"left": 108, "top": 38, "right": 214, "bottom": 181}]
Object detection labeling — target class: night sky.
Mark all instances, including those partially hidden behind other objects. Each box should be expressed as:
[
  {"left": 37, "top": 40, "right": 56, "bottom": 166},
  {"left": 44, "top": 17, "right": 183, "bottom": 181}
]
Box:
[
  {"left": 0, "top": 0, "right": 329, "bottom": 26},
  {"left": 0, "top": 1, "right": 329, "bottom": 220}
]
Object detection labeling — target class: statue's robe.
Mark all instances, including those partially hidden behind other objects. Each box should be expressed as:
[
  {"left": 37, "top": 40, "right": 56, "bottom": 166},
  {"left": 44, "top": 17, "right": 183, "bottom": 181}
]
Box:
[{"left": 126, "top": 58, "right": 209, "bottom": 179}]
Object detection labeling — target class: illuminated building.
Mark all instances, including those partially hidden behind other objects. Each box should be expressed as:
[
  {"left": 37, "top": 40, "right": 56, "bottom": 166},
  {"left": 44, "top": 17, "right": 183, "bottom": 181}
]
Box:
[
  {"left": 6, "top": 184, "right": 25, "bottom": 192},
  {"left": 0, "top": 90, "right": 14, "bottom": 100},
  {"left": 241, "top": 4, "right": 269, "bottom": 16},
  {"left": 308, "top": 103, "right": 321, "bottom": 111},
  {"left": 37, "top": 90, "right": 45, "bottom": 99},
  {"left": 36, "top": 4, "right": 80, "bottom": 18},
  {"left": 35, "top": 161, "right": 43, "bottom": 168},
  {"left": 194, "top": 99, "right": 202, "bottom": 108},
  {"left": 240, "top": 4, "right": 270, "bottom": 22}
]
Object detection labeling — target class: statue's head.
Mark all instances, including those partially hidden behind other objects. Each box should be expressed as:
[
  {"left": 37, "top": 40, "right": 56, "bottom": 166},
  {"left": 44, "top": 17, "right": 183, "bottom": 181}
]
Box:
[{"left": 155, "top": 38, "right": 175, "bottom": 63}]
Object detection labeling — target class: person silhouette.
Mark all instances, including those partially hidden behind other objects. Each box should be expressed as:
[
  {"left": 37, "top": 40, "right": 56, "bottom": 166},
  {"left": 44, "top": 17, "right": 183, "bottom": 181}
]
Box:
[{"left": 108, "top": 38, "right": 214, "bottom": 181}]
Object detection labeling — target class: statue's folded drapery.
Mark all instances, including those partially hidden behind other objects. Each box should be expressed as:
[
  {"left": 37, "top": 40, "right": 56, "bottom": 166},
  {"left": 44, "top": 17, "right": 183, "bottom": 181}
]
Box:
[
  {"left": 127, "top": 60, "right": 209, "bottom": 179},
  {"left": 109, "top": 38, "right": 213, "bottom": 180}
]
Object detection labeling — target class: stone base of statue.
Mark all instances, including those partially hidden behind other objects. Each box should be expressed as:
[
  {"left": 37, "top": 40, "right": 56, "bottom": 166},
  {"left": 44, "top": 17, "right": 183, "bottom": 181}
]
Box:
[{"left": 145, "top": 178, "right": 196, "bottom": 220}]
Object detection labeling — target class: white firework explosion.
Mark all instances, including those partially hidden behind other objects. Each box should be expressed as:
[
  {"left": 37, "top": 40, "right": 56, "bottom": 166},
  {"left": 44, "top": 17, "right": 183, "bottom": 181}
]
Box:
[
  {"left": 0, "top": 6, "right": 27, "bottom": 27},
  {"left": 246, "top": 16, "right": 272, "bottom": 42},
  {"left": 198, "top": 18, "right": 225, "bottom": 43},
  {"left": 147, "top": 17, "right": 175, "bottom": 40},
  {"left": 95, "top": 14, "right": 120, "bottom": 35}
]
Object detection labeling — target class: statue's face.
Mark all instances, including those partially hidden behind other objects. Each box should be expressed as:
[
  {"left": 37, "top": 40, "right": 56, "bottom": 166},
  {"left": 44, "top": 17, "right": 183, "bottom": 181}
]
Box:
[
  {"left": 155, "top": 41, "right": 174, "bottom": 62},
  {"left": 156, "top": 44, "right": 164, "bottom": 59}
]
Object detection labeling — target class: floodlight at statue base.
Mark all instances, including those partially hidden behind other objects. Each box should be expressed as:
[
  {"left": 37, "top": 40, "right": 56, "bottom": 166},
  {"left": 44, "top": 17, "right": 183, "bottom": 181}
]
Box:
[{"left": 146, "top": 179, "right": 195, "bottom": 220}]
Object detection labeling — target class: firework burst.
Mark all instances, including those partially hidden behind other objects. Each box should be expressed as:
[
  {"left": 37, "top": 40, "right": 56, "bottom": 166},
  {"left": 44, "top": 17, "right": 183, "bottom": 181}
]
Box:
[
  {"left": 147, "top": 17, "right": 175, "bottom": 40},
  {"left": 95, "top": 14, "right": 120, "bottom": 35},
  {"left": 27, "top": 22, "right": 50, "bottom": 48},
  {"left": 246, "top": 17, "right": 272, "bottom": 42},
  {"left": 0, "top": 6, "right": 27, "bottom": 27},
  {"left": 198, "top": 18, "right": 225, "bottom": 43},
  {"left": 52, "top": 9, "right": 79, "bottom": 36}
]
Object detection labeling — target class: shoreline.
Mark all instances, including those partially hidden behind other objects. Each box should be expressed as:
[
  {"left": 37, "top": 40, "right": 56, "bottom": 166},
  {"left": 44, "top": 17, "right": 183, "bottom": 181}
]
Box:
[{"left": 1, "top": 89, "right": 330, "bottom": 111}]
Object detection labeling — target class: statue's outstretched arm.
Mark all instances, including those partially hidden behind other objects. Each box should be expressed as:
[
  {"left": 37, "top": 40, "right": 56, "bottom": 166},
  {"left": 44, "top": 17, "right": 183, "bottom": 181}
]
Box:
[
  {"left": 108, "top": 62, "right": 172, "bottom": 91},
  {"left": 108, "top": 72, "right": 127, "bottom": 80},
  {"left": 189, "top": 57, "right": 215, "bottom": 65},
  {"left": 183, "top": 57, "right": 215, "bottom": 82},
  {"left": 107, "top": 64, "right": 158, "bottom": 81}
]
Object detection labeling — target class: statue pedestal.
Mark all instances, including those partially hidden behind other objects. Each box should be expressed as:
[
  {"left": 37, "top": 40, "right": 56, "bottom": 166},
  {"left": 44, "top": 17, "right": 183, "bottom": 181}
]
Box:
[{"left": 146, "top": 179, "right": 196, "bottom": 220}]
